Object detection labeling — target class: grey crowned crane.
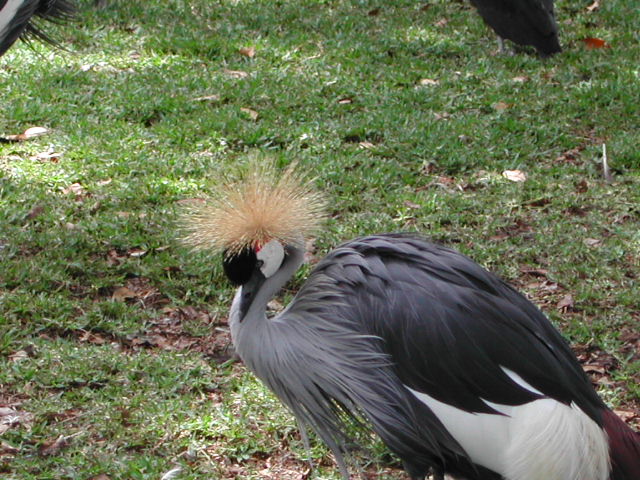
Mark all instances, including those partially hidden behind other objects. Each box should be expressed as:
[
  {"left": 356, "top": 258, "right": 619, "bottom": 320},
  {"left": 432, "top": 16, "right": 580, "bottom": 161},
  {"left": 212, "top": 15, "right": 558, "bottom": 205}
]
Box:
[
  {"left": 468, "top": 0, "right": 561, "bottom": 56},
  {"left": 0, "top": 0, "right": 74, "bottom": 57},
  {"left": 182, "top": 164, "right": 639, "bottom": 480}
]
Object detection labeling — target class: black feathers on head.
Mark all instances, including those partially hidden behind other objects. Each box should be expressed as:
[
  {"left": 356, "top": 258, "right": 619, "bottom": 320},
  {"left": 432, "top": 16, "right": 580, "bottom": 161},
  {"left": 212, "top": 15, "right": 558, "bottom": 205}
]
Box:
[{"left": 222, "top": 248, "right": 257, "bottom": 286}]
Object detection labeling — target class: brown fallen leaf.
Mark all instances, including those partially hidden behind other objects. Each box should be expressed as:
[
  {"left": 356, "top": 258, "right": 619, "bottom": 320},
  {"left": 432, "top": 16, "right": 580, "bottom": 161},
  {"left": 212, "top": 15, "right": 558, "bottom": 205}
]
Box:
[
  {"left": 583, "top": 365, "right": 606, "bottom": 374},
  {"left": 368, "top": 7, "right": 381, "bottom": 16},
  {"left": 575, "top": 179, "right": 589, "bottom": 193},
  {"left": 418, "top": 78, "right": 439, "bottom": 86},
  {"left": 8, "top": 350, "right": 30, "bottom": 362},
  {"left": 61, "top": 183, "right": 86, "bottom": 196},
  {"left": 128, "top": 247, "right": 147, "bottom": 258},
  {"left": 337, "top": 97, "right": 353, "bottom": 104},
  {"left": 223, "top": 69, "right": 249, "bottom": 78},
  {"left": 493, "top": 101, "right": 510, "bottom": 112},
  {"left": 79, "top": 331, "right": 107, "bottom": 345},
  {"left": 87, "top": 475, "right": 111, "bottom": 480},
  {"left": 112, "top": 286, "right": 137, "bottom": 302},
  {"left": 33, "top": 150, "right": 62, "bottom": 162},
  {"left": 512, "top": 76, "right": 529, "bottom": 83},
  {"left": 433, "top": 112, "right": 451, "bottom": 120},
  {"left": 581, "top": 37, "right": 609, "bottom": 49},
  {"left": 519, "top": 267, "right": 549, "bottom": 277},
  {"left": 613, "top": 410, "right": 637, "bottom": 422},
  {"left": 586, "top": 0, "right": 600, "bottom": 12},
  {"left": 192, "top": 94, "right": 221, "bottom": 102},
  {"left": 0, "top": 407, "right": 19, "bottom": 418},
  {"left": 238, "top": 46, "right": 256, "bottom": 58},
  {"left": 240, "top": 107, "right": 259, "bottom": 120},
  {"left": 434, "top": 18, "right": 448, "bottom": 27},
  {"left": 0, "top": 441, "right": 19, "bottom": 455},
  {"left": 39, "top": 434, "right": 76, "bottom": 456},
  {"left": 502, "top": 170, "right": 527, "bottom": 182},
  {"left": 2, "top": 126, "right": 49, "bottom": 142},
  {"left": 556, "top": 293, "right": 574, "bottom": 311},
  {"left": 26, "top": 204, "right": 45, "bottom": 220},
  {"left": 584, "top": 238, "right": 602, "bottom": 247}
]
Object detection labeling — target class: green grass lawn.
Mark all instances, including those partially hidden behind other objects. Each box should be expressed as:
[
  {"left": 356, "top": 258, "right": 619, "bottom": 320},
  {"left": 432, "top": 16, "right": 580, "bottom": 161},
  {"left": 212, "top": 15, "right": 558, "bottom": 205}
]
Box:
[{"left": 1, "top": 0, "right": 638, "bottom": 478}]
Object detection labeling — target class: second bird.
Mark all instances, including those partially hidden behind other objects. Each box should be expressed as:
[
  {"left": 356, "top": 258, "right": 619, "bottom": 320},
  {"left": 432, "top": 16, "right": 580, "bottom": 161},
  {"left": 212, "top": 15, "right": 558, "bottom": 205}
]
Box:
[{"left": 468, "top": 0, "right": 561, "bottom": 55}]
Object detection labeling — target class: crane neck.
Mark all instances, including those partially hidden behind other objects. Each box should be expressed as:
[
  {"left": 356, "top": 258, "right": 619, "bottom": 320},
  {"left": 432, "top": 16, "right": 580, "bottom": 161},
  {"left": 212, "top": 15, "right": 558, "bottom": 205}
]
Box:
[{"left": 229, "top": 243, "right": 305, "bottom": 333}]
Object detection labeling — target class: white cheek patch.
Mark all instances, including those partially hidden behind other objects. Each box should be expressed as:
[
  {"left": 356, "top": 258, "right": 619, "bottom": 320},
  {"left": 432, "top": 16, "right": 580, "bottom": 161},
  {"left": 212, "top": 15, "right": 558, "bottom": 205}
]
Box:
[{"left": 256, "top": 239, "right": 285, "bottom": 278}]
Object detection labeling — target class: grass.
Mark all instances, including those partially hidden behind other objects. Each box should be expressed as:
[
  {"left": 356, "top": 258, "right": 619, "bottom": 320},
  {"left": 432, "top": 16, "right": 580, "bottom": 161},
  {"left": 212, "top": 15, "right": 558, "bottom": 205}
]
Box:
[{"left": 0, "top": 0, "right": 638, "bottom": 478}]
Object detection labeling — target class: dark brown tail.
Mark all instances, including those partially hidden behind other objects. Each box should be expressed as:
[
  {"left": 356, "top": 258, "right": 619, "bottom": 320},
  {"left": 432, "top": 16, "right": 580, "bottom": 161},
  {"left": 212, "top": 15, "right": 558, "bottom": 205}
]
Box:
[{"left": 602, "top": 409, "right": 640, "bottom": 480}]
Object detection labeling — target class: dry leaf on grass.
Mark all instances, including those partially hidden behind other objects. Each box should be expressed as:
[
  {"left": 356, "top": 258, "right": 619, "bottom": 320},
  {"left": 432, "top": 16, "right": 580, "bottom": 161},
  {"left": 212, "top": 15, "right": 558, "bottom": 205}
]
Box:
[
  {"left": 240, "top": 107, "right": 259, "bottom": 120},
  {"left": 8, "top": 350, "right": 30, "bottom": 362},
  {"left": 0, "top": 441, "right": 19, "bottom": 455},
  {"left": 492, "top": 101, "right": 510, "bottom": 112},
  {"left": 33, "top": 150, "right": 62, "bottom": 162},
  {"left": 418, "top": 78, "right": 439, "bottom": 86},
  {"left": 434, "top": 18, "right": 448, "bottom": 27},
  {"left": 128, "top": 247, "right": 147, "bottom": 258},
  {"left": 192, "top": 94, "right": 221, "bottom": 102},
  {"left": 238, "top": 46, "right": 256, "bottom": 58},
  {"left": 26, "top": 204, "right": 45, "bottom": 220},
  {"left": 581, "top": 37, "right": 609, "bottom": 49},
  {"left": 223, "top": 69, "right": 249, "bottom": 78},
  {"left": 584, "top": 238, "right": 602, "bottom": 247},
  {"left": 337, "top": 97, "right": 353, "bottom": 104},
  {"left": 502, "top": 170, "right": 527, "bottom": 182},
  {"left": 39, "top": 434, "right": 78, "bottom": 456},
  {"left": 112, "top": 286, "right": 137, "bottom": 302},
  {"left": 61, "top": 183, "right": 86, "bottom": 196},
  {"left": 512, "top": 76, "right": 529, "bottom": 83},
  {"left": 2, "top": 126, "right": 49, "bottom": 142},
  {"left": 586, "top": 0, "right": 600, "bottom": 12},
  {"left": 556, "top": 293, "right": 574, "bottom": 311}
]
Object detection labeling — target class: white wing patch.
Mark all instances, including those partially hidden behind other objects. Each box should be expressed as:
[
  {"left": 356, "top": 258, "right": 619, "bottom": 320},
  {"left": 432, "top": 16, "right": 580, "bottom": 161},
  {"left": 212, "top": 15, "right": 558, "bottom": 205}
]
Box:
[
  {"left": 256, "top": 239, "right": 285, "bottom": 278},
  {"left": 406, "top": 370, "right": 610, "bottom": 480},
  {"left": 500, "top": 367, "right": 544, "bottom": 395}
]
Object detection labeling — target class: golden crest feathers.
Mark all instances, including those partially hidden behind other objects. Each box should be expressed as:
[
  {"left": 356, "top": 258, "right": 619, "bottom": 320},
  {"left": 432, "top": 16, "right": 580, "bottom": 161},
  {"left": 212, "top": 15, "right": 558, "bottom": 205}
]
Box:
[{"left": 181, "top": 161, "right": 326, "bottom": 257}]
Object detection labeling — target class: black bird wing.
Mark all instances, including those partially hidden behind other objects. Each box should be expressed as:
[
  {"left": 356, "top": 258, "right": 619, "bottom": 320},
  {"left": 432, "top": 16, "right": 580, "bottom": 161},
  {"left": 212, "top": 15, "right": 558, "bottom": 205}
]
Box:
[
  {"left": 307, "top": 233, "right": 604, "bottom": 421},
  {"left": 469, "top": 0, "right": 560, "bottom": 54},
  {"left": 0, "top": 0, "right": 74, "bottom": 57}
]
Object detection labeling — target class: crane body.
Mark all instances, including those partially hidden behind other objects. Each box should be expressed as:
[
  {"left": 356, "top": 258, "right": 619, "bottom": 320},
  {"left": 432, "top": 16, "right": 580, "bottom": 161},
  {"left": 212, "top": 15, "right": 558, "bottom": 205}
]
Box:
[
  {"left": 183, "top": 166, "right": 640, "bottom": 480},
  {"left": 469, "top": 0, "right": 561, "bottom": 55}
]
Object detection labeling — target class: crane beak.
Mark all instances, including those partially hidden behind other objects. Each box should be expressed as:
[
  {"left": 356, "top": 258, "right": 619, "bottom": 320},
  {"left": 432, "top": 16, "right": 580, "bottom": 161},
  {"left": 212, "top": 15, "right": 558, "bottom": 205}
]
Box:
[{"left": 237, "top": 270, "right": 266, "bottom": 321}]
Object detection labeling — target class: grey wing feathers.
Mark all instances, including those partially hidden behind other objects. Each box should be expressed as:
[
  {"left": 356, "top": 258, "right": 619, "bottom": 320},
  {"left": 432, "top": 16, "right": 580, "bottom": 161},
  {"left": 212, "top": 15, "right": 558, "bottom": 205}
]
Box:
[
  {"left": 253, "top": 233, "right": 603, "bottom": 478},
  {"left": 311, "top": 234, "right": 604, "bottom": 420}
]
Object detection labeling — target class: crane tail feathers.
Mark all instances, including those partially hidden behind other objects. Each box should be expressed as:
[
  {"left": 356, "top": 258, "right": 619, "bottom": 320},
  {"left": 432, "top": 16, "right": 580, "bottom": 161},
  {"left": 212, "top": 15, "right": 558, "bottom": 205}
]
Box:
[
  {"left": 504, "top": 401, "right": 609, "bottom": 480},
  {"left": 602, "top": 409, "right": 640, "bottom": 480}
]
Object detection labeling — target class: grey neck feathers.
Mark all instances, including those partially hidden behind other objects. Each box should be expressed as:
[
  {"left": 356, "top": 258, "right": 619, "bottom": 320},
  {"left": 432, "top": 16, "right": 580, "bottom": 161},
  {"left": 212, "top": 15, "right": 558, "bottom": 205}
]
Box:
[{"left": 229, "top": 244, "right": 305, "bottom": 339}]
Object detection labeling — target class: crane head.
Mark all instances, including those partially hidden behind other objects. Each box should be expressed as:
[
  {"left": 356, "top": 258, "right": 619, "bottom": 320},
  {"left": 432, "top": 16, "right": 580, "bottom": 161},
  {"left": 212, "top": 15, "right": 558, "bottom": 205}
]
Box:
[{"left": 182, "top": 160, "right": 325, "bottom": 285}]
